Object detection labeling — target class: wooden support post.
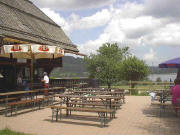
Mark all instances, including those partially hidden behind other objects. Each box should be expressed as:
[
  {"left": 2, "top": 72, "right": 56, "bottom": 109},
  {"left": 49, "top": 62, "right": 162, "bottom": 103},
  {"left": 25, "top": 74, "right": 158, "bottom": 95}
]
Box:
[
  {"left": 30, "top": 59, "right": 33, "bottom": 89},
  {"left": 30, "top": 53, "right": 34, "bottom": 90},
  {"left": 5, "top": 95, "right": 8, "bottom": 117},
  {"left": 129, "top": 80, "right": 132, "bottom": 95},
  {"left": 0, "top": 36, "right": 3, "bottom": 45}
]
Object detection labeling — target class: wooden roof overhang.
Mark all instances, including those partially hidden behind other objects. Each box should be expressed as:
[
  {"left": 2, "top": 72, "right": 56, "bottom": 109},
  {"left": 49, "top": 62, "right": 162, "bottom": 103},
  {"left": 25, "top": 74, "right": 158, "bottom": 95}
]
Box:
[
  {"left": 0, "top": 25, "right": 79, "bottom": 54},
  {"left": 0, "top": 0, "right": 86, "bottom": 56},
  {"left": 0, "top": 36, "right": 86, "bottom": 57}
]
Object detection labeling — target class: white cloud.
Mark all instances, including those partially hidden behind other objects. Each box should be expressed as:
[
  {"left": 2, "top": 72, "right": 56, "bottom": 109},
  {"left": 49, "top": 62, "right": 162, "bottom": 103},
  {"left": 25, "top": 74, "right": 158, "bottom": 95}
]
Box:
[
  {"left": 77, "top": 3, "right": 149, "bottom": 54},
  {"left": 31, "top": 0, "right": 115, "bottom": 10},
  {"left": 37, "top": 0, "right": 180, "bottom": 65},
  {"left": 144, "top": 48, "right": 156, "bottom": 61},
  {"left": 78, "top": 33, "right": 110, "bottom": 55},
  {"left": 143, "top": 48, "right": 163, "bottom": 65},
  {"left": 41, "top": 8, "right": 111, "bottom": 34},
  {"left": 145, "top": 0, "right": 180, "bottom": 19},
  {"left": 69, "top": 9, "right": 111, "bottom": 30},
  {"left": 41, "top": 8, "right": 71, "bottom": 34},
  {"left": 78, "top": 1, "right": 180, "bottom": 64},
  {"left": 122, "top": 16, "right": 162, "bottom": 39},
  {"left": 145, "top": 23, "right": 180, "bottom": 46}
]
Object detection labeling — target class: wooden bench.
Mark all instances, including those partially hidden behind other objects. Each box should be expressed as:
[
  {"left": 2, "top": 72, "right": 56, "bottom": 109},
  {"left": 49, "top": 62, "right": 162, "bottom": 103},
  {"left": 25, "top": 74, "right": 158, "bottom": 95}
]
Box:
[
  {"left": 72, "top": 99, "right": 121, "bottom": 106},
  {"left": 0, "top": 97, "right": 20, "bottom": 102},
  {"left": 8, "top": 98, "right": 44, "bottom": 116},
  {"left": 68, "top": 101, "right": 121, "bottom": 109},
  {"left": 49, "top": 105, "right": 115, "bottom": 127},
  {"left": 70, "top": 98, "right": 121, "bottom": 103},
  {"left": 43, "top": 95, "right": 54, "bottom": 105},
  {"left": 151, "top": 102, "right": 171, "bottom": 106},
  {"left": 151, "top": 102, "right": 173, "bottom": 116},
  {"left": 151, "top": 102, "right": 172, "bottom": 109}
]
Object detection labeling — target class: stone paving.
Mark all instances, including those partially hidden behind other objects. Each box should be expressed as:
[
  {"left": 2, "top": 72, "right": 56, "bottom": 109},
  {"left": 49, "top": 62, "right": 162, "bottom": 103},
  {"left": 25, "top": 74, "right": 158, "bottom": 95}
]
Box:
[{"left": 0, "top": 96, "right": 180, "bottom": 135}]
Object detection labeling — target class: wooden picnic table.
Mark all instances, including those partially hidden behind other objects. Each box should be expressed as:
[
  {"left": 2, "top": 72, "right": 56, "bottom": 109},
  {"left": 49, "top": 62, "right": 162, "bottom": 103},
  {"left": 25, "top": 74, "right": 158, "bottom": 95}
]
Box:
[
  {"left": 66, "top": 90, "right": 125, "bottom": 103},
  {"left": 0, "top": 87, "right": 65, "bottom": 97},
  {"left": 56, "top": 94, "right": 122, "bottom": 116},
  {"left": 49, "top": 105, "right": 115, "bottom": 127},
  {"left": 0, "top": 90, "right": 39, "bottom": 116},
  {"left": 67, "top": 101, "right": 121, "bottom": 110},
  {"left": 0, "top": 87, "right": 65, "bottom": 96},
  {"left": 73, "top": 91, "right": 124, "bottom": 95},
  {"left": 81, "top": 88, "right": 110, "bottom": 91},
  {"left": 0, "top": 90, "right": 37, "bottom": 96},
  {"left": 73, "top": 83, "right": 88, "bottom": 89},
  {"left": 155, "top": 90, "right": 171, "bottom": 103},
  {"left": 79, "top": 87, "right": 125, "bottom": 92},
  {"left": 56, "top": 94, "right": 122, "bottom": 100},
  {"left": 0, "top": 87, "right": 65, "bottom": 116}
]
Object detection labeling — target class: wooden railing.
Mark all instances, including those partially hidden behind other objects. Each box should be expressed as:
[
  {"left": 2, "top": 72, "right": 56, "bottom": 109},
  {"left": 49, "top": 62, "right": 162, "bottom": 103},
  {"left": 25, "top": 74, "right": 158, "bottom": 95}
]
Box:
[
  {"left": 128, "top": 81, "right": 174, "bottom": 95},
  {"left": 50, "top": 78, "right": 95, "bottom": 88}
]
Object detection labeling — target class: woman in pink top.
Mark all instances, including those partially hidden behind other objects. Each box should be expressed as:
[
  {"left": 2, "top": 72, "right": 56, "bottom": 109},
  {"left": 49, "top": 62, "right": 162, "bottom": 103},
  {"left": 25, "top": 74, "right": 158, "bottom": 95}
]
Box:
[
  {"left": 171, "top": 78, "right": 180, "bottom": 116},
  {"left": 171, "top": 78, "right": 180, "bottom": 105}
]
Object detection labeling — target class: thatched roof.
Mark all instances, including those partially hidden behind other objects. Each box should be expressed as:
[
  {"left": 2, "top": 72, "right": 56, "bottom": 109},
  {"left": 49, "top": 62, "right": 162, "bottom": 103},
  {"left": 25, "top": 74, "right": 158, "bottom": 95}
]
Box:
[{"left": 0, "top": 0, "right": 78, "bottom": 52}]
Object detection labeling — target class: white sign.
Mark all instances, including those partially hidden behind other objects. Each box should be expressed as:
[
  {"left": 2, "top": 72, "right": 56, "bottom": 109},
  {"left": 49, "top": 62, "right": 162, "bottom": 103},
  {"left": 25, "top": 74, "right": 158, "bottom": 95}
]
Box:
[{"left": 17, "top": 58, "right": 27, "bottom": 63}]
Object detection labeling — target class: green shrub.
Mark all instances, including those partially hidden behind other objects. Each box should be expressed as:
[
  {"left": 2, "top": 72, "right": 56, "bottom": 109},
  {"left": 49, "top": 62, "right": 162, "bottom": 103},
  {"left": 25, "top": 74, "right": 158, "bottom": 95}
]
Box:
[
  {"left": 131, "top": 89, "right": 138, "bottom": 95},
  {"left": 131, "top": 91, "right": 149, "bottom": 96},
  {"left": 0, "top": 128, "right": 33, "bottom": 135}
]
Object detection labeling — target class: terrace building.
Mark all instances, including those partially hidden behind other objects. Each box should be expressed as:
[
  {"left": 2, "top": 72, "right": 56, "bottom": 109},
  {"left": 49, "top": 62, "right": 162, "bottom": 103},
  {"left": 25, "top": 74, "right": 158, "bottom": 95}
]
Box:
[{"left": 0, "top": 0, "right": 82, "bottom": 91}]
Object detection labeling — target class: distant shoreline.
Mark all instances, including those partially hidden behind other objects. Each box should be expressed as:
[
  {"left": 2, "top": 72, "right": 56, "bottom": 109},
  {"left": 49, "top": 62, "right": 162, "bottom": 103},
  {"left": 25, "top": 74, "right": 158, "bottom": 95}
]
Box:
[{"left": 148, "top": 73, "right": 176, "bottom": 81}]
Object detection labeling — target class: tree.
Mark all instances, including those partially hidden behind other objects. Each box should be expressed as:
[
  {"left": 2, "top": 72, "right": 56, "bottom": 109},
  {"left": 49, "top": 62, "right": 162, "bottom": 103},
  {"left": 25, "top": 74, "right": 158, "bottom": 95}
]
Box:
[
  {"left": 121, "top": 56, "right": 149, "bottom": 95},
  {"left": 121, "top": 56, "right": 149, "bottom": 81},
  {"left": 84, "top": 43, "right": 129, "bottom": 88}
]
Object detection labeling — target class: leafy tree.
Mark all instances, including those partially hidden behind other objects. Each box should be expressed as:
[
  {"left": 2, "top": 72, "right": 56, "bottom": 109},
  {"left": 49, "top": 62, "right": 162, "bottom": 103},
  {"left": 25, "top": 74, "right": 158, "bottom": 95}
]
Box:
[
  {"left": 121, "top": 56, "right": 149, "bottom": 81},
  {"left": 84, "top": 43, "right": 129, "bottom": 88},
  {"left": 121, "top": 56, "right": 149, "bottom": 95}
]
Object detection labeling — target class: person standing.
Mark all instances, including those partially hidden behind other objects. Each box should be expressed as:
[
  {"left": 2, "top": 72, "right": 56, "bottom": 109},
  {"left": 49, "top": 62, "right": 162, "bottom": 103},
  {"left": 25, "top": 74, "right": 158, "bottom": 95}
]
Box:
[
  {"left": 171, "top": 78, "right": 180, "bottom": 115},
  {"left": 41, "top": 72, "right": 49, "bottom": 96},
  {"left": 17, "top": 72, "right": 23, "bottom": 90}
]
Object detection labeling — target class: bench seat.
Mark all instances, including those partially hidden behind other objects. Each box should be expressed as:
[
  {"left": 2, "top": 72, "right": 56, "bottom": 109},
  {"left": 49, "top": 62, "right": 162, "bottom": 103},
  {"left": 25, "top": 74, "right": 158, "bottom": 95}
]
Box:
[
  {"left": 68, "top": 101, "right": 121, "bottom": 109},
  {"left": 8, "top": 98, "right": 44, "bottom": 116},
  {"left": 0, "top": 97, "right": 20, "bottom": 103},
  {"left": 70, "top": 98, "right": 121, "bottom": 103}
]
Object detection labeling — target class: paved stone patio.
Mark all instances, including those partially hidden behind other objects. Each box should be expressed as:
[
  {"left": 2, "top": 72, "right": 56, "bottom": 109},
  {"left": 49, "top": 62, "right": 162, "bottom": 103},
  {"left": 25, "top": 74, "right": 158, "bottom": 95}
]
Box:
[{"left": 0, "top": 96, "right": 180, "bottom": 135}]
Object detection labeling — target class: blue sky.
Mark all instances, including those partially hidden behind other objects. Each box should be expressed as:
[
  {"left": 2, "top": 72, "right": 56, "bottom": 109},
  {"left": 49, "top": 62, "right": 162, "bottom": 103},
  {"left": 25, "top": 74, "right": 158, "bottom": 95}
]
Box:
[{"left": 31, "top": 0, "right": 180, "bottom": 66}]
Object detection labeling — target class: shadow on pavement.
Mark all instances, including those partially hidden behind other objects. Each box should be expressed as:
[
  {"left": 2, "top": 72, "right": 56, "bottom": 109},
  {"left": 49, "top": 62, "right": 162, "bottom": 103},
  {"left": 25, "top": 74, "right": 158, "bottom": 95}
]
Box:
[
  {"left": 140, "top": 103, "right": 180, "bottom": 135},
  {"left": 44, "top": 114, "right": 112, "bottom": 128}
]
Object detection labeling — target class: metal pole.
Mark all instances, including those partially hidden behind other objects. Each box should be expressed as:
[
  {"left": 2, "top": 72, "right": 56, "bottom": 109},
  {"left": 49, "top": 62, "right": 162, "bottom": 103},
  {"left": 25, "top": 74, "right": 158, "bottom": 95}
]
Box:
[{"left": 129, "top": 80, "right": 132, "bottom": 95}]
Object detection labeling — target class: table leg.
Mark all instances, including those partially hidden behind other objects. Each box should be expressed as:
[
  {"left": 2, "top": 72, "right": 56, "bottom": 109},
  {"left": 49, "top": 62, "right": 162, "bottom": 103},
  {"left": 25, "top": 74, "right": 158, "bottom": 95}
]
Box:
[
  {"left": 108, "top": 99, "right": 112, "bottom": 109},
  {"left": 66, "top": 98, "right": 69, "bottom": 116},
  {"left": 5, "top": 95, "right": 8, "bottom": 117}
]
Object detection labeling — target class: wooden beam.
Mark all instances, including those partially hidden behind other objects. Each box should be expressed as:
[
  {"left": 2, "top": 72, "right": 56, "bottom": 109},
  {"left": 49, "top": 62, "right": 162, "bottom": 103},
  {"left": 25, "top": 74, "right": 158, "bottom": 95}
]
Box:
[
  {"left": 0, "top": 61, "right": 16, "bottom": 65},
  {"left": 0, "top": 61, "right": 29, "bottom": 66},
  {"left": 3, "top": 37, "right": 29, "bottom": 44}
]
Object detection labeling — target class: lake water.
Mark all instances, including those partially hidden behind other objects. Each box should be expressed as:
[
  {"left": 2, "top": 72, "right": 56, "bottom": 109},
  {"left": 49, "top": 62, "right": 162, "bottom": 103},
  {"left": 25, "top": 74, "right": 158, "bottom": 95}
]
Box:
[{"left": 148, "top": 73, "right": 177, "bottom": 81}]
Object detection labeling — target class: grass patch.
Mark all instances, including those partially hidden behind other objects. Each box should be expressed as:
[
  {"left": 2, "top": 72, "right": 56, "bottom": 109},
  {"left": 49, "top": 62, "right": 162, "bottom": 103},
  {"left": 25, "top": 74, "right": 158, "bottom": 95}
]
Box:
[
  {"left": 0, "top": 128, "right": 33, "bottom": 135},
  {"left": 132, "top": 91, "right": 149, "bottom": 96},
  {"left": 101, "top": 84, "right": 171, "bottom": 91}
]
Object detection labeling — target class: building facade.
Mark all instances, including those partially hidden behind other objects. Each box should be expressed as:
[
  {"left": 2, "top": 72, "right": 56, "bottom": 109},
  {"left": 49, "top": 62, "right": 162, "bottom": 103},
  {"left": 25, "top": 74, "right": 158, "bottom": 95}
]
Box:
[{"left": 0, "top": 0, "right": 80, "bottom": 91}]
